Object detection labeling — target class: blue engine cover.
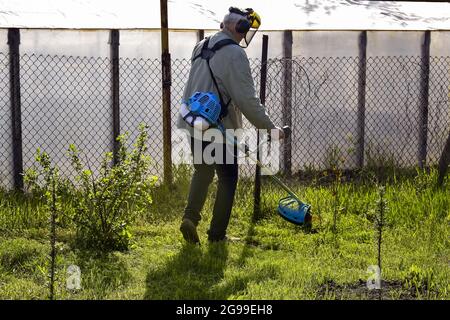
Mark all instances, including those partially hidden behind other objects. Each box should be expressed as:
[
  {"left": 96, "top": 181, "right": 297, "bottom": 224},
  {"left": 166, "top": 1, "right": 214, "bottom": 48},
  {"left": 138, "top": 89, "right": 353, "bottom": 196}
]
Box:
[
  {"left": 277, "top": 197, "right": 311, "bottom": 225},
  {"left": 187, "top": 92, "right": 222, "bottom": 125}
]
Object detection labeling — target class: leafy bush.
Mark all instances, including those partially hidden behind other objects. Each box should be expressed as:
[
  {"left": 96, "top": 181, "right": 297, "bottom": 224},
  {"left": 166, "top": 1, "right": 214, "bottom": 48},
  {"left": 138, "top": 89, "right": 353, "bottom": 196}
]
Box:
[
  {"left": 25, "top": 124, "right": 157, "bottom": 251},
  {"left": 68, "top": 124, "right": 157, "bottom": 251}
]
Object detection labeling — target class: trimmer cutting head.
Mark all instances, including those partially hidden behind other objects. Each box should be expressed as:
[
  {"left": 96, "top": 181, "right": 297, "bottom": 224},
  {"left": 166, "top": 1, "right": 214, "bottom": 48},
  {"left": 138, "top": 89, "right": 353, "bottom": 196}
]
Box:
[{"left": 277, "top": 196, "right": 312, "bottom": 227}]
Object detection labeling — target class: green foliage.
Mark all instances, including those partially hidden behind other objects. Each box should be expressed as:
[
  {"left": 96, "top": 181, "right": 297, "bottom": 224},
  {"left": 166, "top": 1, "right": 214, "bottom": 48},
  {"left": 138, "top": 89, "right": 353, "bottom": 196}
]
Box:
[
  {"left": 402, "top": 265, "right": 436, "bottom": 297},
  {"left": 23, "top": 148, "right": 61, "bottom": 299},
  {"left": 414, "top": 167, "right": 435, "bottom": 194},
  {"left": 1, "top": 158, "right": 449, "bottom": 300},
  {"left": 67, "top": 124, "right": 157, "bottom": 251},
  {"left": 24, "top": 124, "right": 157, "bottom": 252},
  {"left": 324, "top": 144, "right": 345, "bottom": 171},
  {"left": 374, "top": 185, "right": 388, "bottom": 274},
  {"left": 364, "top": 142, "right": 399, "bottom": 181},
  {"left": 0, "top": 238, "right": 47, "bottom": 273},
  {"left": 145, "top": 163, "right": 192, "bottom": 224},
  {"left": 24, "top": 149, "right": 73, "bottom": 202}
]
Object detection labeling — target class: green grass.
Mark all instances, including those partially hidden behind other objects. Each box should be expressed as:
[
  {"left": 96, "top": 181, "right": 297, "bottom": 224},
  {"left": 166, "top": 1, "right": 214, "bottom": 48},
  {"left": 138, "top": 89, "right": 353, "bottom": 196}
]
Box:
[{"left": 0, "top": 169, "right": 449, "bottom": 300}]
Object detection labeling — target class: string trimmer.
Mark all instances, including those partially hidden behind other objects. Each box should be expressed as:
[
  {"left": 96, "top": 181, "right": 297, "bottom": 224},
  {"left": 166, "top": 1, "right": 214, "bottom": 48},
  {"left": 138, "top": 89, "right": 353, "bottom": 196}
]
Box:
[
  {"left": 181, "top": 92, "right": 312, "bottom": 227},
  {"left": 225, "top": 125, "right": 312, "bottom": 227}
]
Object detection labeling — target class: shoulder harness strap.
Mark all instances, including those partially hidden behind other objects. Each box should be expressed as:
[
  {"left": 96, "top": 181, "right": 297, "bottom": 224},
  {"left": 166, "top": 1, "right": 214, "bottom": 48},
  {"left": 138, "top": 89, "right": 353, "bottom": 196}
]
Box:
[{"left": 192, "top": 37, "right": 238, "bottom": 119}]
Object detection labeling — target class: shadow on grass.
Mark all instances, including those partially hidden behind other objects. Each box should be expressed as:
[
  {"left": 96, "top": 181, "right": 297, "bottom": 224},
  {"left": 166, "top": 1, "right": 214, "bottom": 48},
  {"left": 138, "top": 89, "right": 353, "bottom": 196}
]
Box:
[
  {"left": 144, "top": 243, "right": 229, "bottom": 299},
  {"left": 144, "top": 240, "right": 280, "bottom": 300},
  {"left": 146, "top": 180, "right": 190, "bottom": 223}
]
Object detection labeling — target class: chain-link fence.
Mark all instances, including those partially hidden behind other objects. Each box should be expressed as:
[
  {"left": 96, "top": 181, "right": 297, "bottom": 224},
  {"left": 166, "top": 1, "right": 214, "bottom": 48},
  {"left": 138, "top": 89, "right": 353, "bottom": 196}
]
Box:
[
  {"left": 21, "top": 54, "right": 112, "bottom": 179},
  {"left": 0, "top": 52, "right": 12, "bottom": 188},
  {"left": 0, "top": 38, "right": 449, "bottom": 190},
  {"left": 257, "top": 56, "right": 450, "bottom": 172}
]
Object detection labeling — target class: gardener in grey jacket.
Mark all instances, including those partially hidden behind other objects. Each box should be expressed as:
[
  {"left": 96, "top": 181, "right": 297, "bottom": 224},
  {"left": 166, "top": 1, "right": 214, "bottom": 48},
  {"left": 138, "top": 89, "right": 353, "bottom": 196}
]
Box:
[{"left": 177, "top": 7, "right": 284, "bottom": 243}]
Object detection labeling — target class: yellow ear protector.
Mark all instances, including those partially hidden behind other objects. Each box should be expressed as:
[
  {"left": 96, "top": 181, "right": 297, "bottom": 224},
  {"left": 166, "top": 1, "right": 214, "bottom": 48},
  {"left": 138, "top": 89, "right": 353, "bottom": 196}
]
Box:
[{"left": 229, "top": 7, "right": 261, "bottom": 34}]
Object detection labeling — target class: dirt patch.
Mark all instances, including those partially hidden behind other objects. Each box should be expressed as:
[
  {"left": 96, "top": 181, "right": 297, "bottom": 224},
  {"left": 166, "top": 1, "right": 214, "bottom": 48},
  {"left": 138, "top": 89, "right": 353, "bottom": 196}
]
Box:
[{"left": 316, "top": 279, "right": 434, "bottom": 300}]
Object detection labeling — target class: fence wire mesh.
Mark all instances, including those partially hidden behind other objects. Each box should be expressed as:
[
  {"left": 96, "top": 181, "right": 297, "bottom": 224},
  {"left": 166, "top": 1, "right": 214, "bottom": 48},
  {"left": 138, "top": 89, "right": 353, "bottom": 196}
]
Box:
[
  {"left": 0, "top": 49, "right": 449, "bottom": 190},
  {"left": 20, "top": 54, "right": 112, "bottom": 180},
  {"left": 0, "top": 52, "right": 13, "bottom": 188},
  {"left": 120, "top": 57, "right": 163, "bottom": 178}
]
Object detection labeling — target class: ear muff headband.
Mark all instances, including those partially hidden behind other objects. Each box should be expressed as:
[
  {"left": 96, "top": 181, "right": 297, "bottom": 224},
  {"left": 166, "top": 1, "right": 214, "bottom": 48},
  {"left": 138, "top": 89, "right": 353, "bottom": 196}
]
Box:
[
  {"left": 235, "top": 19, "right": 251, "bottom": 34},
  {"left": 229, "top": 7, "right": 254, "bottom": 34}
]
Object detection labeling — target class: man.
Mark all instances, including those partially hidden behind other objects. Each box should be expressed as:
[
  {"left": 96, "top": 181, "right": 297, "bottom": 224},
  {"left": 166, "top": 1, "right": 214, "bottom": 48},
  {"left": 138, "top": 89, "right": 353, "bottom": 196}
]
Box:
[{"left": 177, "top": 7, "right": 284, "bottom": 244}]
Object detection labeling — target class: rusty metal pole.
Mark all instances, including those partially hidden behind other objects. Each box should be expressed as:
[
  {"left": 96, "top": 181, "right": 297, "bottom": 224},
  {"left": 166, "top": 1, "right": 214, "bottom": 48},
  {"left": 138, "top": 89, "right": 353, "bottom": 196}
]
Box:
[
  {"left": 418, "top": 31, "right": 431, "bottom": 169},
  {"left": 253, "top": 35, "right": 269, "bottom": 221},
  {"left": 160, "top": 0, "right": 173, "bottom": 185},
  {"left": 282, "top": 30, "right": 293, "bottom": 177},
  {"left": 110, "top": 30, "right": 121, "bottom": 165},
  {"left": 356, "top": 31, "right": 367, "bottom": 169}
]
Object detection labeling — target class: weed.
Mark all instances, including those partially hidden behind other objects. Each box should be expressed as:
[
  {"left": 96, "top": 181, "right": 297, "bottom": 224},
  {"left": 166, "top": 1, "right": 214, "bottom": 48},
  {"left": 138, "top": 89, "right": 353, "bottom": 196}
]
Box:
[
  {"left": 365, "top": 142, "right": 398, "bottom": 181},
  {"left": 402, "top": 265, "right": 437, "bottom": 298},
  {"left": 0, "top": 238, "right": 47, "bottom": 273},
  {"left": 67, "top": 124, "right": 157, "bottom": 251},
  {"left": 25, "top": 125, "right": 158, "bottom": 252},
  {"left": 23, "top": 149, "right": 61, "bottom": 299}
]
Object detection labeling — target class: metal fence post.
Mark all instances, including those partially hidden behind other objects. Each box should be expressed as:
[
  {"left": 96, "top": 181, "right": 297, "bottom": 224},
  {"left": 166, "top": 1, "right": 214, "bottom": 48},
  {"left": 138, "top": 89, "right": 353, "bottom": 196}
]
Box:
[
  {"left": 282, "top": 30, "right": 293, "bottom": 177},
  {"left": 197, "top": 30, "right": 205, "bottom": 43},
  {"left": 8, "top": 28, "right": 24, "bottom": 191},
  {"left": 253, "top": 34, "right": 269, "bottom": 221},
  {"left": 110, "top": 29, "right": 120, "bottom": 165},
  {"left": 418, "top": 31, "right": 431, "bottom": 169},
  {"left": 356, "top": 31, "right": 367, "bottom": 169},
  {"left": 437, "top": 131, "right": 450, "bottom": 187},
  {"left": 161, "top": 0, "right": 173, "bottom": 185}
]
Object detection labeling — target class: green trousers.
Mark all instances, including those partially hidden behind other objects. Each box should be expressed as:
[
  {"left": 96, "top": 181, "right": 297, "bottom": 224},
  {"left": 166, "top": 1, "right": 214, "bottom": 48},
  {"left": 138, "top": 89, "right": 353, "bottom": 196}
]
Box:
[{"left": 183, "top": 138, "right": 238, "bottom": 241}]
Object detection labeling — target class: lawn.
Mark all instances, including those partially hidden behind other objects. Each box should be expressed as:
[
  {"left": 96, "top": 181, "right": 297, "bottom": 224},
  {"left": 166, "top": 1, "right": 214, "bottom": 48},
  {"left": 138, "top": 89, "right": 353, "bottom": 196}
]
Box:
[{"left": 0, "top": 166, "right": 448, "bottom": 300}]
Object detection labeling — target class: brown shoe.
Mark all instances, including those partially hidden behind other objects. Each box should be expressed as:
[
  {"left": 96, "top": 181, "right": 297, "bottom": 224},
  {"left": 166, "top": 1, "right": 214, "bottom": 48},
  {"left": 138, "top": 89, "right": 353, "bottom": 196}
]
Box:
[{"left": 180, "top": 219, "right": 200, "bottom": 244}]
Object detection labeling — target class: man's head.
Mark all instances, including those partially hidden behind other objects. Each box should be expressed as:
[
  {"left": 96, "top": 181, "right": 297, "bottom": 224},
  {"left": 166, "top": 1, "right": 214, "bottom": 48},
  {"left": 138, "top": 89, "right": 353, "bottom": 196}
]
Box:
[{"left": 220, "top": 7, "right": 261, "bottom": 48}]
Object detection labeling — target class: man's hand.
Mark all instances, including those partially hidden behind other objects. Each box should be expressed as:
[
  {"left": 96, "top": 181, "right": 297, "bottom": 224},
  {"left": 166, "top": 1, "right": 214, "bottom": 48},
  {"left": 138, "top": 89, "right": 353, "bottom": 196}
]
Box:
[
  {"left": 277, "top": 127, "right": 286, "bottom": 140},
  {"left": 269, "top": 127, "right": 285, "bottom": 141}
]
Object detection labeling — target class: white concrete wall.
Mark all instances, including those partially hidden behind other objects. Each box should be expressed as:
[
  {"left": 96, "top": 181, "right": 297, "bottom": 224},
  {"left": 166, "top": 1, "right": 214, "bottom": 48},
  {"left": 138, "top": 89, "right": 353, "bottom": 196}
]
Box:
[
  {"left": 0, "top": 29, "right": 13, "bottom": 189},
  {"left": 120, "top": 30, "right": 161, "bottom": 59},
  {"left": 19, "top": 29, "right": 112, "bottom": 179},
  {"left": 291, "top": 31, "right": 360, "bottom": 171},
  {"left": 428, "top": 32, "right": 450, "bottom": 164},
  {"left": 365, "top": 31, "right": 423, "bottom": 167},
  {"left": 20, "top": 29, "right": 110, "bottom": 57},
  {"left": 293, "top": 31, "right": 360, "bottom": 57},
  {"left": 204, "top": 30, "right": 284, "bottom": 59}
]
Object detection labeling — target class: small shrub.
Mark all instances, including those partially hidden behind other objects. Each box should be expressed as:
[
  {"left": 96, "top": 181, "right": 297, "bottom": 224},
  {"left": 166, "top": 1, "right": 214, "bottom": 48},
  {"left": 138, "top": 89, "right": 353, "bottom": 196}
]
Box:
[
  {"left": 23, "top": 149, "right": 61, "bottom": 299},
  {"left": 25, "top": 124, "right": 157, "bottom": 252},
  {"left": 375, "top": 185, "right": 387, "bottom": 282},
  {"left": 414, "top": 167, "right": 435, "bottom": 195},
  {"left": 68, "top": 124, "right": 157, "bottom": 251},
  {"left": 323, "top": 145, "right": 345, "bottom": 172}
]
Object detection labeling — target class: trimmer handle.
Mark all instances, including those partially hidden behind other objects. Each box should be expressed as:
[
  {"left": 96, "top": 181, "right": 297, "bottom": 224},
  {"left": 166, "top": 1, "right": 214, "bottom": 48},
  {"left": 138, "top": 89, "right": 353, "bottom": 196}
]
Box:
[
  {"left": 267, "top": 126, "right": 291, "bottom": 142},
  {"left": 282, "top": 126, "right": 291, "bottom": 139}
]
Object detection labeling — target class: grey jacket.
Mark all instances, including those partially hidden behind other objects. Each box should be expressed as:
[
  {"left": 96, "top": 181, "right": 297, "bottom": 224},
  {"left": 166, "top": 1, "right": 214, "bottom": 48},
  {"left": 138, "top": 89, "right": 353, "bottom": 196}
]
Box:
[{"left": 176, "top": 29, "right": 276, "bottom": 139}]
